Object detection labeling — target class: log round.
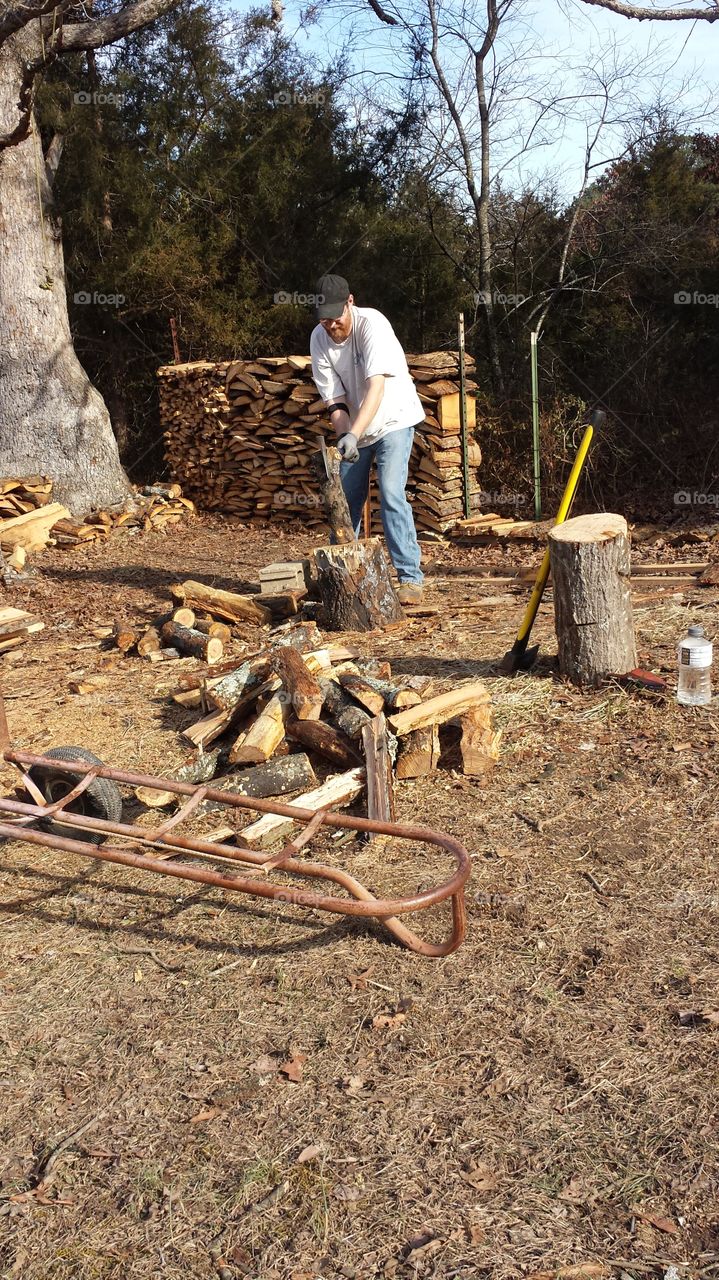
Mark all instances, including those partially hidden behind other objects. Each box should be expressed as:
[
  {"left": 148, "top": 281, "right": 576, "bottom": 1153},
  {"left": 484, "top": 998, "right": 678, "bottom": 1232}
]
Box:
[
  {"left": 314, "top": 537, "right": 404, "bottom": 631},
  {"left": 549, "top": 512, "right": 637, "bottom": 685}
]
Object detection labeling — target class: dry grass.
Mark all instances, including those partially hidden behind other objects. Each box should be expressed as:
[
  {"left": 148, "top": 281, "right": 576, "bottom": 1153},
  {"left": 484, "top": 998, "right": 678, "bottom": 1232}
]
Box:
[{"left": 1, "top": 516, "right": 718, "bottom": 1280}]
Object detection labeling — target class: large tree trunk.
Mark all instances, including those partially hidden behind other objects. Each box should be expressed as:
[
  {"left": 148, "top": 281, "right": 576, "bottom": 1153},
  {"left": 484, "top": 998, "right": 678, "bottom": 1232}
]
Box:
[{"left": 0, "top": 38, "right": 131, "bottom": 514}]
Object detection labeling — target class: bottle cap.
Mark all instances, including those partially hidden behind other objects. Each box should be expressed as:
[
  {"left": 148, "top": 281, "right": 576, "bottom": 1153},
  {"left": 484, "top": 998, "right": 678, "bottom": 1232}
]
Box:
[{"left": 687, "top": 625, "right": 706, "bottom": 637}]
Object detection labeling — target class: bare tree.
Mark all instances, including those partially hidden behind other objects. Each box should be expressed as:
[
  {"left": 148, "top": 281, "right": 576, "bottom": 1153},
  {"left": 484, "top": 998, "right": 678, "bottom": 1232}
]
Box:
[{"left": 0, "top": 0, "right": 181, "bottom": 511}]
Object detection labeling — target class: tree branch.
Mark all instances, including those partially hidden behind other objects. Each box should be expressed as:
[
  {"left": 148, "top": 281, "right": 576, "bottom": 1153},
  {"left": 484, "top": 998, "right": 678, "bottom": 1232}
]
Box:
[
  {"left": 366, "top": 0, "right": 397, "bottom": 24},
  {"left": 578, "top": 0, "right": 719, "bottom": 21},
  {"left": 0, "top": 0, "right": 68, "bottom": 47},
  {"left": 59, "top": 0, "right": 180, "bottom": 51}
]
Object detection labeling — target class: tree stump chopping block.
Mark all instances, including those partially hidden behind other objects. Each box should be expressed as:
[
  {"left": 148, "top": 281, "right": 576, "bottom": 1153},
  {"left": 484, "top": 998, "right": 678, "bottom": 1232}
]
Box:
[
  {"left": 549, "top": 512, "right": 637, "bottom": 686},
  {"left": 314, "top": 538, "right": 404, "bottom": 631}
]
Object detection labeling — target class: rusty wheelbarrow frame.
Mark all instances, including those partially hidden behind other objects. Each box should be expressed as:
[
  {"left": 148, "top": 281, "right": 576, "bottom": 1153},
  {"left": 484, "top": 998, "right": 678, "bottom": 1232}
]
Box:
[{"left": 0, "top": 691, "right": 470, "bottom": 955}]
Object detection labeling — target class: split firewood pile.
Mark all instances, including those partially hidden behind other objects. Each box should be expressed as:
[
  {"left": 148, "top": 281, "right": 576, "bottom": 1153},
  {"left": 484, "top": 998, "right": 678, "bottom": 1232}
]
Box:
[
  {"left": 0, "top": 477, "right": 195, "bottom": 563},
  {"left": 0, "top": 607, "right": 44, "bottom": 656},
  {"left": 137, "top": 618, "right": 500, "bottom": 844},
  {"left": 158, "top": 351, "right": 482, "bottom": 533}
]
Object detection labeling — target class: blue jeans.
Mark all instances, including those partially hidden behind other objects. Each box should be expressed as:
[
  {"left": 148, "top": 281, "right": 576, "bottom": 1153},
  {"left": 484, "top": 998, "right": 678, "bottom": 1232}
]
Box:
[{"left": 339, "top": 426, "right": 423, "bottom": 584}]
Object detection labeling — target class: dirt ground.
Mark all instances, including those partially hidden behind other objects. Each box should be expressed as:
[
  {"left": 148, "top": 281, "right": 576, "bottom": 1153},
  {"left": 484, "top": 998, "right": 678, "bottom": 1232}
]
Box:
[{"left": 1, "top": 514, "right": 718, "bottom": 1280}]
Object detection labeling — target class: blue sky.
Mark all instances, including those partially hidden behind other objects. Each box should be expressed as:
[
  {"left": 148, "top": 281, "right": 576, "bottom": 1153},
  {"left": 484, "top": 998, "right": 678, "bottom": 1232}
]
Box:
[{"left": 282, "top": 0, "right": 719, "bottom": 204}]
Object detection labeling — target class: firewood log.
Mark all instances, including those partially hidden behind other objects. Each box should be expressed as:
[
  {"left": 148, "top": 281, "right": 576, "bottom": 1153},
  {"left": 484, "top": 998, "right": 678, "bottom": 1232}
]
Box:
[
  {"left": 271, "top": 646, "right": 323, "bottom": 720},
  {"left": 160, "top": 622, "right": 224, "bottom": 664},
  {"left": 285, "top": 716, "right": 363, "bottom": 768}
]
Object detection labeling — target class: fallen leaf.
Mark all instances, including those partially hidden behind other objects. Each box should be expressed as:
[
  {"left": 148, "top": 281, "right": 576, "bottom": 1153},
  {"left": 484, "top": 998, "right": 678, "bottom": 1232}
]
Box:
[
  {"left": 631, "top": 1207, "right": 680, "bottom": 1235},
  {"left": 280, "top": 1053, "right": 306, "bottom": 1083},
  {"left": 133, "top": 967, "right": 143, "bottom": 983},
  {"left": 404, "top": 1231, "right": 442, "bottom": 1260},
  {"left": 333, "top": 1183, "right": 361, "bottom": 1202},
  {"left": 253, "top": 1054, "right": 277, "bottom": 1074},
  {"left": 372, "top": 1011, "right": 406, "bottom": 1030},
  {"left": 461, "top": 1163, "right": 497, "bottom": 1192},
  {"left": 348, "top": 967, "right": 372, "bottom": 991},
  {"left": 190, "top": 1107, "right": 223, "bottom": 1125},
  {"left": 342, "top": 1075, "right": 366, "bottom": 1097},
  {"left": 467, "top": 1223, "right": 485, "bottom": 1244},
  {"left": 672, "top": 742, "right": 692, "bottom": 753},
  {"left": 297, "top": 1143, "right": 322, "bottom": 1164}
]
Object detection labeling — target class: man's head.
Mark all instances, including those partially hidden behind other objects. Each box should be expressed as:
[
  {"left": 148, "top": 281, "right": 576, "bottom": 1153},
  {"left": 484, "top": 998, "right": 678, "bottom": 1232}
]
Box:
[{"left": 315, "top": 274, "right": 353, "bottom": 342}]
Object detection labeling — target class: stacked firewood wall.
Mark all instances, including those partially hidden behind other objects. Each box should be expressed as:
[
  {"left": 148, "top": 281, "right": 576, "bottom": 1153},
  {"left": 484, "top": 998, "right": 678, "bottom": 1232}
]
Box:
[{"left": 159, "top": 352, "right": 481, "bottom": 533}]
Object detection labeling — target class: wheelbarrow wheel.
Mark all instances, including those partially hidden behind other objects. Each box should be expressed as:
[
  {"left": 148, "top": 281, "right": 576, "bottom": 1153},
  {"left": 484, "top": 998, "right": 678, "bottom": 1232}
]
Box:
[{"left": 27, "top": 747, "right": 123, "bottom": 844}]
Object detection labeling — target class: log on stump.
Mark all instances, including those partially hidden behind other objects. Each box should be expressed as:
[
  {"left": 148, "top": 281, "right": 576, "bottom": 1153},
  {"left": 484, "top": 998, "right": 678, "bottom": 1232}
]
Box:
[
  {"left": 314, "top": 538, "right": 404, "bottom": 631},
  {"left": 395, "top": 725, "right": 440, "bottom": 779},
  {"left": 160, "top": 621, "right": 224, "bottom": 664},
  {"left": 311, "top": 443, "right": 355, "bottom": 542},
  {"left": 549, "top": 513, "right": 637, "bottom": 686}
]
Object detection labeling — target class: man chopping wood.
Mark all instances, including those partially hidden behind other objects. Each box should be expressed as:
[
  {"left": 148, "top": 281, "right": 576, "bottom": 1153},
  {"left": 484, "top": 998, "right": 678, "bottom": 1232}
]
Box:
[{"left": 310, "top": 274, "right": 425, "bottom": 604}]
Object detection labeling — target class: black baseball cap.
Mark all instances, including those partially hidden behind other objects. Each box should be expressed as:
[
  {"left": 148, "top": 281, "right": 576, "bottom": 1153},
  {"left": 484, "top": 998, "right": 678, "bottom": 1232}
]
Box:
[{"left": 315, "top": 274, "right": 350, "bottom": 319}]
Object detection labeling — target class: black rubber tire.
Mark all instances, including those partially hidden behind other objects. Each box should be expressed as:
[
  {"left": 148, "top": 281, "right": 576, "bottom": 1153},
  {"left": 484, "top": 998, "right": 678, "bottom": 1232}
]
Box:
[{"left": 27, "top": 746, "right": 123, "bottom": 845}]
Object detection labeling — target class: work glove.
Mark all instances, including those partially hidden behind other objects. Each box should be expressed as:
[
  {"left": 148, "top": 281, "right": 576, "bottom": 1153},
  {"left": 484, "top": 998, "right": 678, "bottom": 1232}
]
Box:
[{"left": 337, "top": 432, "right": 359, "bottom": 463}]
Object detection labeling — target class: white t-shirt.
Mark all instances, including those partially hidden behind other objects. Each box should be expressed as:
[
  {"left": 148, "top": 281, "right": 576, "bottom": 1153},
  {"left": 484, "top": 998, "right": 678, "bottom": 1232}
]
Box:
[{"left": 310, "top": 306, "right": 424, "bottom": 447}]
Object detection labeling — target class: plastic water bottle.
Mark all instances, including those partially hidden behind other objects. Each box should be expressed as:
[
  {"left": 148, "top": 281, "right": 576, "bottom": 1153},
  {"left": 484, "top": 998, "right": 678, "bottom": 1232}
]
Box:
[{"left": 677, "top": 624, "right": 713, "bottom": 706}]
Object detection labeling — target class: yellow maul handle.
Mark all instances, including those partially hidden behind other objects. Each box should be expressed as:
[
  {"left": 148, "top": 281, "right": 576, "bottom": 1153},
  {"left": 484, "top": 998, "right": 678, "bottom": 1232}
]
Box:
[{"left": 515, "top": 424, "right": 594, "bottom": 646}]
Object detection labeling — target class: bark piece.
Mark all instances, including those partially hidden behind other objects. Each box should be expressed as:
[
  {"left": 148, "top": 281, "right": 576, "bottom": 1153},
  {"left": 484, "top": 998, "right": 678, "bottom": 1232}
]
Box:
[
  {"left": 459, "top": 705, "right": 502, "bottom": 777},
  {"left": 285, "top": 716, "right": 363, "bottom": 768},
  {"left": 272, "top": 646, "right": 323, "bottom": 720},
  {"left": 549, "top": 513, "right": 637, "bottom": 686},
  {"left": 238, "top": 768, "right": 365, "bottom": 848},
  {"left": 361, "top": 713, "right": 395, "bottom": 835},
  {"left": 160, "top": 621, "right": 224, "bottom": 664},
  {"left": 395, "top": 725, "right": 440, "bottom": 779},
  {"left": 388, "top": 681, "right": 490, "bottom": 736},
  {"left": 171, "top": 579, "right": 271, "bottom": 625},
  {"left": 314, "top": 537, "right": 404, "bottom": 631}
]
